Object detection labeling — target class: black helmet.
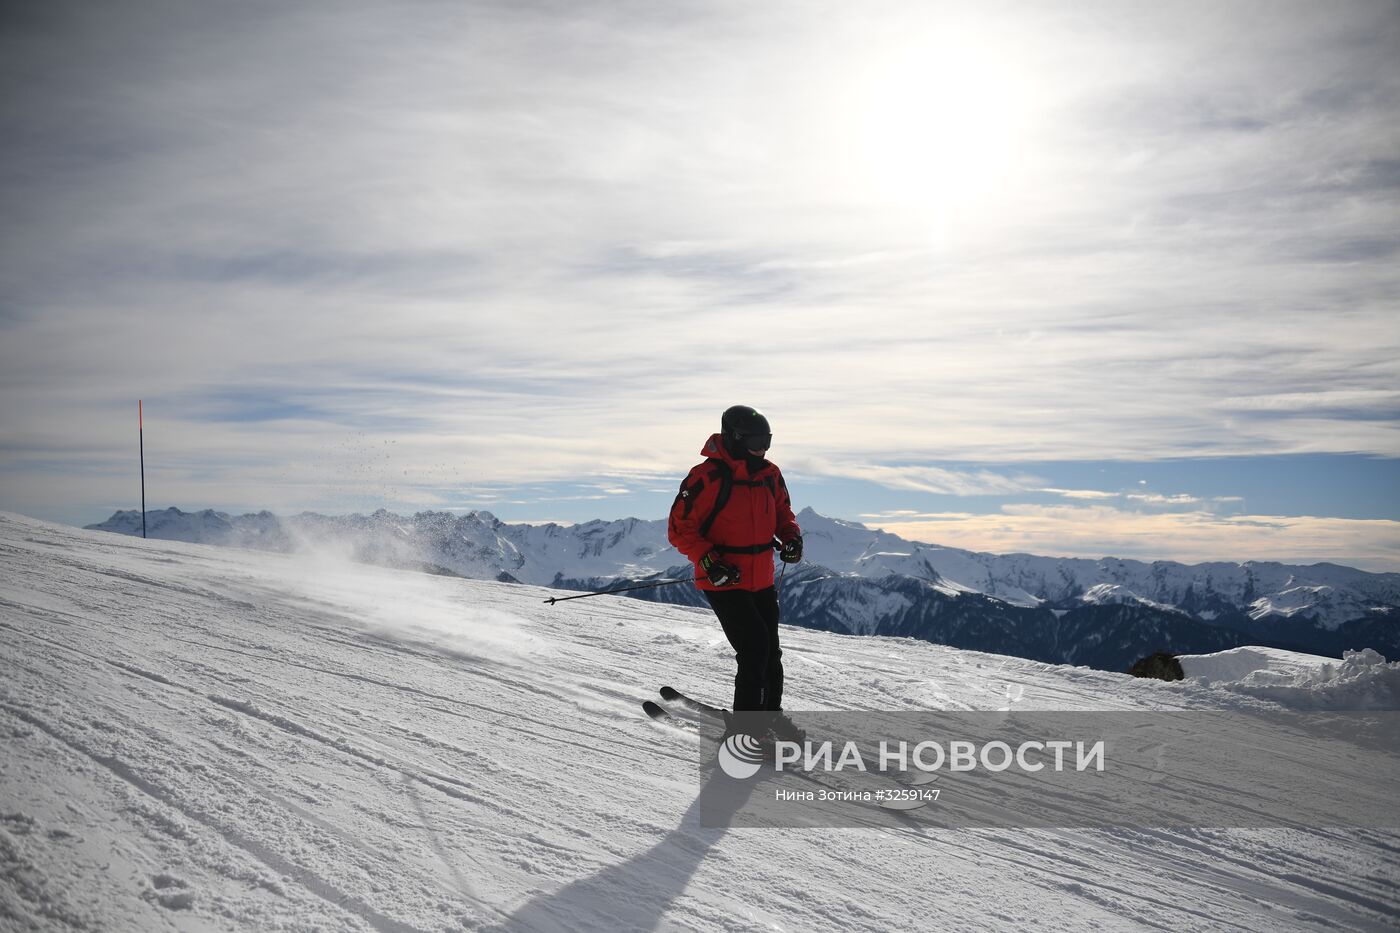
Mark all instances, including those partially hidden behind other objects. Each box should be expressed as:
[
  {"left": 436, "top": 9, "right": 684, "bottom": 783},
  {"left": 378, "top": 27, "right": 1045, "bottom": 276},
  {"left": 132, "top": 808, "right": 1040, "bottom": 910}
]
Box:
[{"left": 721, "top": 405, "right": 772, "bottom": 453}]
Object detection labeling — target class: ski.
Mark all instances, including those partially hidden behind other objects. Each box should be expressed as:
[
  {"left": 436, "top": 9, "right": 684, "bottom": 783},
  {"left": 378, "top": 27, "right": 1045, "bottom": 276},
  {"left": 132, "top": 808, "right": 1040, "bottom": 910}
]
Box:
[
  {"left": 659, "top": 685, "right": 725, "bottom": 721},
  {"left": 642, "top": 698, "right": 695, "bottom": 729}
]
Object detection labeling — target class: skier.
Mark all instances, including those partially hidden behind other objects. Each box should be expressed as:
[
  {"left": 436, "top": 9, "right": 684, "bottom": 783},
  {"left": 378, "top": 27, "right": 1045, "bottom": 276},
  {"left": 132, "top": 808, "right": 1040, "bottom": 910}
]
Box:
[{"left": 667, "top": 405, "right": 806, "bottom": 744}]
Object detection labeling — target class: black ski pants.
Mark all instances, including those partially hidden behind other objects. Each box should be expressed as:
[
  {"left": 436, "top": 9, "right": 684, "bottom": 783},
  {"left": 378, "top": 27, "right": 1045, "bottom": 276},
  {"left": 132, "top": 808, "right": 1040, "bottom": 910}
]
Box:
[{"left": 704, "top": 586, "right": 783, "bottom": 712}]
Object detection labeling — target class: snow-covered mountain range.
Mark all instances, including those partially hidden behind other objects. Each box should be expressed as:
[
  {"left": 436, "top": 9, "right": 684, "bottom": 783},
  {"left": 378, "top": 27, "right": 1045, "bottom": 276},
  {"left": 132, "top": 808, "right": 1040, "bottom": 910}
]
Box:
[{"left": 87, "top": 506, "right": 1400, "bottom": 669}]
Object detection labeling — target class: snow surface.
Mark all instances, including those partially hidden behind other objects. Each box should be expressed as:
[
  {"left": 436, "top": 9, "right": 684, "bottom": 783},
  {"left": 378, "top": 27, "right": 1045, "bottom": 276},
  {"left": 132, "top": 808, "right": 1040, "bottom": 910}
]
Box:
[
  {"left": 1179, "top": 646, "right": 1400, "bottom": 711},
  {"left": 3, "top": 511, "right": 1398, "bottom": 931},
  {"left": 1180, "top": 646, "right": 1344, "bottom": 683}
]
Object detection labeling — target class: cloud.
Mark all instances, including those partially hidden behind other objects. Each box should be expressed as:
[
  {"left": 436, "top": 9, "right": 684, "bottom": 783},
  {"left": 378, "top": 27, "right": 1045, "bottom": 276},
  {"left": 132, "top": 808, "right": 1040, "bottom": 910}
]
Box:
[
  {"left": 1040, "top": 488, "right": 1121, "bottom": 501},
  {"left": 1219, "top": 389, "right": 1400, "bottom": 415},
  {"left": 2, "top": 0, "right": 1398, "bottom": 538},
  {"left": 793, "top": 458, "right": 1039, "bottom": 496},
  {"left": 868, "top": 504, "right": 1400, "bottom": 572},
  {"left": 1125, "top": 493, "right": 1202, "bottom": 506},
  {"left": 860, "top": 510, "right": 983, "bottom": 521}
]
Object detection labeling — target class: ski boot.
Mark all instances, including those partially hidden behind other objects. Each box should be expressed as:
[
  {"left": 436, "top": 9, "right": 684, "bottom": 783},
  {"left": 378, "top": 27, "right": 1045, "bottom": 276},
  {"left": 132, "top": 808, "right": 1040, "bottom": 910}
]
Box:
[
  {"left": 767, "top": 710, "right": 807, "bottom": 746},
  {"left": 722, "top": 710, "right": 777, "bottom": 761}
]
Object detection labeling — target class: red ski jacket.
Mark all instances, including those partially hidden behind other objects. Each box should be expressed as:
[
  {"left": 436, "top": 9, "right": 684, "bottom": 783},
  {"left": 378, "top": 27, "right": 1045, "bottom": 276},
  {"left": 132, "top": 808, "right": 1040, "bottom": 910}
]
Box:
[{"left": 668, "top": 433, "right": 801, "bottom": 592}]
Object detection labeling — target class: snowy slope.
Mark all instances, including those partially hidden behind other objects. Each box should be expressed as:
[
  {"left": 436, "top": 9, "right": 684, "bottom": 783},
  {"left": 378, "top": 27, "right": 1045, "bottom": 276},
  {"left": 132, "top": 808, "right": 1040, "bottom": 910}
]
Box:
[{"left": 9, "top": 511, "right": 1398, "bottom": 931}]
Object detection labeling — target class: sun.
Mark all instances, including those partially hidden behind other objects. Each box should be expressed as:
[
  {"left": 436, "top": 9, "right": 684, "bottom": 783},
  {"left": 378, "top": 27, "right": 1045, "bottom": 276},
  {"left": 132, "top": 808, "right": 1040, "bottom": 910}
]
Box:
[{"left": 834, "top": 33, "right": 1044, "bottom": 223}]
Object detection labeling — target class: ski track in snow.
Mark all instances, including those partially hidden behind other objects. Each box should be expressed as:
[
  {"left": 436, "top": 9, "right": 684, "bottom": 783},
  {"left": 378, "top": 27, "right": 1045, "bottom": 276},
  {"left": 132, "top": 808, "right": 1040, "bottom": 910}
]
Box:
[{"left": 0, "top": 512, "right": 1397, "bottom": 932}]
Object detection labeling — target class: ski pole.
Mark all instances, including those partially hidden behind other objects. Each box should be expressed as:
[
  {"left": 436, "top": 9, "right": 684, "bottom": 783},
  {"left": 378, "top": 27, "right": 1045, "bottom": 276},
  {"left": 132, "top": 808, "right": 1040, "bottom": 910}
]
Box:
[{"left": 542, "top": 577, "right": 694, "bottom": 605}]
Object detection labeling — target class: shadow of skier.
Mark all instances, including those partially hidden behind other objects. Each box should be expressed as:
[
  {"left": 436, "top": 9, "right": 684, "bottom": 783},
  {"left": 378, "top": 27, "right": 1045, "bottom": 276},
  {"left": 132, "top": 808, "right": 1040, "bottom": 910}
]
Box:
[{"left": 486, "top": 765, "right": 760, "bottom": 932}]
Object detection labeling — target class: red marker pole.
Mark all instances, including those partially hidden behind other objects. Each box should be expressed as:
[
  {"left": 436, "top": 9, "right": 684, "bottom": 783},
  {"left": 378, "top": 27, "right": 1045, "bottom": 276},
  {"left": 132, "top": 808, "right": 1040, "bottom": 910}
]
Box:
[{"left": 139, "top": 400, "right": 147, "bottom": 539}]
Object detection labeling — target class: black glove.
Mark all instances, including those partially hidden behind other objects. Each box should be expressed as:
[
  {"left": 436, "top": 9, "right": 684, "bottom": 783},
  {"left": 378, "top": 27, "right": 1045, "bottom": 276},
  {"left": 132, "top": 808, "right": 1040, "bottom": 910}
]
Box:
[
  {"left": 700, "top": 551, "right": 741, "bottom": 587},
  {"left": 778, "top": 535, "right": 803, "bottom": 564}
]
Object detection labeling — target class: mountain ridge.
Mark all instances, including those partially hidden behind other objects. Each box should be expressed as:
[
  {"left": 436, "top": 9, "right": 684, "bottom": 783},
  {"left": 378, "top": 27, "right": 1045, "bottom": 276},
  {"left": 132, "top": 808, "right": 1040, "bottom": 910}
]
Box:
[{"left": 84, "top": 505, "right": 1399, "bottom": 668}]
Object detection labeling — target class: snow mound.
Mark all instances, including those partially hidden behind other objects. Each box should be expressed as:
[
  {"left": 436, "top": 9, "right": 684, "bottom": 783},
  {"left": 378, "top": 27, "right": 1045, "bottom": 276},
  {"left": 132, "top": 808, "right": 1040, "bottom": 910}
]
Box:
[
  {"left": 1180, "top": 646, "right": 1400, "bottom": 710},
  {"left": 1178, "top": 646, "right": 1336, "bottom": 683}
]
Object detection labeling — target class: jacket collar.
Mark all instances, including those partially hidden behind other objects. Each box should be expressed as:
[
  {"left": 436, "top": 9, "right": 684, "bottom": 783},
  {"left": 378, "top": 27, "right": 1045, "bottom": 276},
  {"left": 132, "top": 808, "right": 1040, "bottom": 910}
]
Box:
[{"left": 701, "top": 432, "right": 771, "bottom": 479}]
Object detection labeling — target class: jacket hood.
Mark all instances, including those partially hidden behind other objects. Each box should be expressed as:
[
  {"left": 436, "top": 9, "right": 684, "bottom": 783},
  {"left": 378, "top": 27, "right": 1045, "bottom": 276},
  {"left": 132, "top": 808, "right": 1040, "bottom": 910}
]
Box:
[{"left": 700, "top": 433, "right": 732, "bottom": 461}]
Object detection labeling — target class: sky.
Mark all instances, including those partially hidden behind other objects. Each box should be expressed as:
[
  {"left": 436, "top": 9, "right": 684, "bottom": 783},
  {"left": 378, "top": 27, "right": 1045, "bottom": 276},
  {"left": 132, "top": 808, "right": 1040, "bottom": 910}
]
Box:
[{"left": 2, "top": 0, "right": 1398, "bottom": 570}]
